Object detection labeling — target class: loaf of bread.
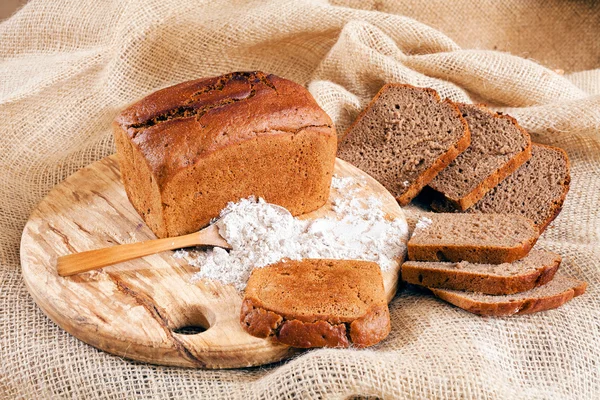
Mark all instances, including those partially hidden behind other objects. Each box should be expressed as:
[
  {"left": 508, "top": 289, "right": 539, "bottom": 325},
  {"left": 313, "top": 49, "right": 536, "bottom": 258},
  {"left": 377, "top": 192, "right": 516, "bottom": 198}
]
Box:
[
  {"left": 337, "top": 83, "right": 470, "bottom": 206},
  {"left": 402, "top": 250, "right": 560, "bottom": 295},
  {"left": 241, "top": 259, "right": 390, "bottom": 348},
  {"left": 430, "top": 275, "right": 587, "bottom": 316},
  {"left": 113, "top": 71, "right": 337, "bottom": 238},
  {"left": 428, "top": 104, "right": 532, "bottom": 211},
  {"left": 407, "top": 213, "right": 539, "bottom": 264}
]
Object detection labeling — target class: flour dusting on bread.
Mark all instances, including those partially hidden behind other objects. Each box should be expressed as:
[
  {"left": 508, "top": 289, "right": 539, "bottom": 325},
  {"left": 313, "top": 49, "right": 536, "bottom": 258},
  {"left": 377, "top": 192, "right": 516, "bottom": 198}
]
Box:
[
  {"left": 174, "top": 176, "right": 408, "bottom": 291},
  {"left": 415, "top": 216, "right": 433, "bottom": 231}
]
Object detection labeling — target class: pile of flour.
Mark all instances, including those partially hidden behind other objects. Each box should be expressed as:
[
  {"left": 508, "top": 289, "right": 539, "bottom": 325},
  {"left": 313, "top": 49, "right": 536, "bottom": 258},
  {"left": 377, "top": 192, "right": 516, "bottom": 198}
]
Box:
[{"left": 174, "top": 176, "right": 409, "bottom": 291}]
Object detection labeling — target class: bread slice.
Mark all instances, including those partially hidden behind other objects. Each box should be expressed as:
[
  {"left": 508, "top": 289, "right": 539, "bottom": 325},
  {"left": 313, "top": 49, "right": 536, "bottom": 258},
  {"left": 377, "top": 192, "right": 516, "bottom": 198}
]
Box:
[
  {"left": 407, "top": 213, "right": 539, "bottom": 264},
  {"left": 402, "top": 250, "right": 560, "bottom": 295},
  {"left": 428, "top": 104, "right": 532, "bottom": 211},
  {"left": 430, "top": 275, "right": 587, "bottom": 316},
  {"left": 337, "top": 83, "right": 470, "bottom": 206},
  {"left": 240, "top": 259, "right": 390, "bottom": 348},
  {"left": 432, "top": 143, "right": 571, "bottom": 233}
]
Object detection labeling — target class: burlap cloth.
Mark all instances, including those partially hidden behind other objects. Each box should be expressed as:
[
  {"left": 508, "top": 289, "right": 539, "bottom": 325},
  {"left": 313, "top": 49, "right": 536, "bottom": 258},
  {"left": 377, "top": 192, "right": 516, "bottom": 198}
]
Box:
[{"left": 1, "top": 0, "right": 599, "bottom": 398}]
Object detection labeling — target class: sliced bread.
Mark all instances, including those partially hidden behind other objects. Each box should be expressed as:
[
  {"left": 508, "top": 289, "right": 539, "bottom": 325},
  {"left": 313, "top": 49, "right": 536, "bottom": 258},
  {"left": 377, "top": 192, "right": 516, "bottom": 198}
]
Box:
[
  {"left": 432, "top": 143, "right": 571, "bottom": 233},
  {"left": 430, "top": 275, "right": 587, "bottom": 316},
  {"left": 402, "top": 249, "right": 560, "bottom": 295},
  {"left": 428, "top": 104, "right": 532, "bottom": 210},
  {"left": 407, "top": 213, "right": 539, "bottom": 264},
  {"left": 240, "top": 259, "right": 390, "bottom": 348},
  {"left": 337, "top": 83, "right": 470, "bottom": 205}
]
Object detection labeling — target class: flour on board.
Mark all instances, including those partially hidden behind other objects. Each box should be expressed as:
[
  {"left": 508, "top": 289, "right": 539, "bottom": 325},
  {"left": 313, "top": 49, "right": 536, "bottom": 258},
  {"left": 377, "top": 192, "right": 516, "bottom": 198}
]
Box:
[{"left": 174, "top": 175, "right": 408, "bottom": 291}]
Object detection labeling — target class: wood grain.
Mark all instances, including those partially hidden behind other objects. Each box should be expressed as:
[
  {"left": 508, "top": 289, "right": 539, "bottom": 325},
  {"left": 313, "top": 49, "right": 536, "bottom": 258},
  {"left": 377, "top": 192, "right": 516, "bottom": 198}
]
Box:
[{"left": 20, "top": 155, "right": 408, "bottom": 369}]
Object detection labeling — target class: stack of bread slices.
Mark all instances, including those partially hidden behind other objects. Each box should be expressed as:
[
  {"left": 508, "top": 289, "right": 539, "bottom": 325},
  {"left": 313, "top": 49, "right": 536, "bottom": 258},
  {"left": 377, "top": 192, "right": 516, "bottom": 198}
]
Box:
[
  {"left": 338, "top": 83, "right": 586, "bottom": 315},
  {"left": 337, "top": 84, "right": 570, "bottom": 234},
  {"left": 401, "top": 213, "right": 586, "bottom": 315}
]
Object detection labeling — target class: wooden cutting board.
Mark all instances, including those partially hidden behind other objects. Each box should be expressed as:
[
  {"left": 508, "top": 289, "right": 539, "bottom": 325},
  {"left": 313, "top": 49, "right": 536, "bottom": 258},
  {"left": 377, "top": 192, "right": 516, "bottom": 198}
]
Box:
[{"left": 20, "top": 155, "right": 408, "bottom": 369}]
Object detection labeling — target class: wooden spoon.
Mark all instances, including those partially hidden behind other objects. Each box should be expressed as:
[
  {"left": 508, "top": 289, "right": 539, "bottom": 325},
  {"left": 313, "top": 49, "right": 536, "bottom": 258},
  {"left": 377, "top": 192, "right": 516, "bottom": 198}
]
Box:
[{"left": 56, "top": 224, "right": 231, "bottom": 277}]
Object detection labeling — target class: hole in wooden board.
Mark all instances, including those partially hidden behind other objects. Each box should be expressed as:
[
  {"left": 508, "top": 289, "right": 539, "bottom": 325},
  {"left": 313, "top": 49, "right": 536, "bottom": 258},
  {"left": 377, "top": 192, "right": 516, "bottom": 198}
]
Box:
[
  {"left": 169, "top": 304, "right": 216, "bottom": 336},
  {"left": 173, "top": 325, "right": 207, "bottom": 335}
]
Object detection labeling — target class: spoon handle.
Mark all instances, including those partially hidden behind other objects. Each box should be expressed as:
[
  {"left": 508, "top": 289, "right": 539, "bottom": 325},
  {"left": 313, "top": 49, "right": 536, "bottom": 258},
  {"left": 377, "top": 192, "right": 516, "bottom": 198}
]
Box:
[{"left": 56, "top": 225, "right": 229, "bottom": 277}]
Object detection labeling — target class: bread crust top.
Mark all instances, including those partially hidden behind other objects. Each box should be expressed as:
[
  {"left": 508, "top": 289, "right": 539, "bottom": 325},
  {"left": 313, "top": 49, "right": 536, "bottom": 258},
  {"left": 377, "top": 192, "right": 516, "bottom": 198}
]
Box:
[
  {"left": 113, "top": 71, "right": 334, "bottom": 186},
  {"left": 244, "top": 259, "right": 387, "bottom": 324}
]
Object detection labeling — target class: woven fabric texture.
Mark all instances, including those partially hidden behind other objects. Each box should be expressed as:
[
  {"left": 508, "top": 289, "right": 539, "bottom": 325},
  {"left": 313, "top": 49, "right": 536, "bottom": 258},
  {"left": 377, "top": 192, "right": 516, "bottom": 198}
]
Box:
[{"left": 1, "top": 0, "right": 599, "bottom": 398}]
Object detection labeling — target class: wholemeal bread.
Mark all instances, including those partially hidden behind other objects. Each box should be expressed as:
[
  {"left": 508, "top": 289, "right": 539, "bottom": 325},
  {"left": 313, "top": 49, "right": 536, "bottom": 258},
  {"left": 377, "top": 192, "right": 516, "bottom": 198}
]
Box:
[
  {"left": 430, "top": 275, "right": 587, "bottom": 316},
  {"left": 113, "top": 71, "right": 337, "bottom": 238},
  {"left": 402, "top": 250, "right": 560, "bottom": 295},
  {"left": 240, "top": 259, "right": 390, "bottom": 348},
  {"left": 337, "top": 83, "right": 470, "bottom": 205},
  {"left": 432, "top": 143, "right": 570, "bottom": 233},
  {"left": 407, "top": 213, "right": 539, "bottom": 264},
  {"left": 428, "top": 104, "right": 531, "bottom": 210}
]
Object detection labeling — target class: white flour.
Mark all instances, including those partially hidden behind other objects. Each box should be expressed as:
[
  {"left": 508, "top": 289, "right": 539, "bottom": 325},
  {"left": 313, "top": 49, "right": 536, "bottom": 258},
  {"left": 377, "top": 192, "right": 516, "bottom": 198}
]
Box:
[
  {"left": 415, "top": 216, "right": 433, "bottom": 230},
  {"left": 174, "top": 175, "right": 409, "bottom": 291}
]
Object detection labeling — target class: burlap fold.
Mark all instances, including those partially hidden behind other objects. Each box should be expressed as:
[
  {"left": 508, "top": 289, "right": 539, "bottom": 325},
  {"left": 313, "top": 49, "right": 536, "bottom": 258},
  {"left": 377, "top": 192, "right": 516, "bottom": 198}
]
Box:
[{"left": 1, "top": 0, "right": 598, "bottom": 398}]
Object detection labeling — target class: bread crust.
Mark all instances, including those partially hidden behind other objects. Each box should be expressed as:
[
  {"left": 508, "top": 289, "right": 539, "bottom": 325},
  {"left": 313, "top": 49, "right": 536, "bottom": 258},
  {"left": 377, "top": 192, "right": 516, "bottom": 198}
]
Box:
[
  {"left": 240, "top": 259, "right": 391, "bottom": 348},
  {"left": 402, "top": 252, "right": 561, "bottom": 295},
  {"left": 430, "top": 279, "right": 587, "bottom": 316},
  {"left": 113, "top": 71, "right": 337, "bottom": 238},
  {"left": 340, "top": 83, "right": 471, "bottom": 206},
  {"left": 534, "top": 143, "right": 571, "bottom": 233},
  {"left": 348, "top": 305, "right": 391, "bottom": 347},
  {"left": 408, "top": 237, "right": 538, "bottom": 264},
  {"left": 240, "top": 299, "right": 390, "bottom": 348},
  {"left": 431, "top": 104, "right": 533, "bottom": 211}
]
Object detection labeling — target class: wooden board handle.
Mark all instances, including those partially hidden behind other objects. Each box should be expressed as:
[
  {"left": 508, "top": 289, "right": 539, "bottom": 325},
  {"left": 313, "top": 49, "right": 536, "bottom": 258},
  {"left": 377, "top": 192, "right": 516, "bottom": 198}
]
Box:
[{"left": 56, "top": 225, "right": 229, "bottom": 276}]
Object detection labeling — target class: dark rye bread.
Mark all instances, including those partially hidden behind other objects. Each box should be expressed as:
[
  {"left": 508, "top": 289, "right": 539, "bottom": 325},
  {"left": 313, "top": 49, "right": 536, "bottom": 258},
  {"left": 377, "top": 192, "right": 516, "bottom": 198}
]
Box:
[
  {"left": 430, "top": 275, "right": 587, "bottom": 316},
  {"left": 408, "top": 213, "right": 539, "bottom": 264},
  {"left": 428, "top": 104, "right": 532, "bottom": 210},
  {"left": 432, "top": 144, "right": 571, "bottom": 233},
  {"left": 402, "top": 250, "right": 561, "bottom": 295},
  {"left": 240, "top": 259, "right": 390, "bottom": 348},
  {"left": 114, "top": 71, "right": 337, "bottom": 238},
  {"left": 337, "top": 84, "right": 470, "bottom": 206}
]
